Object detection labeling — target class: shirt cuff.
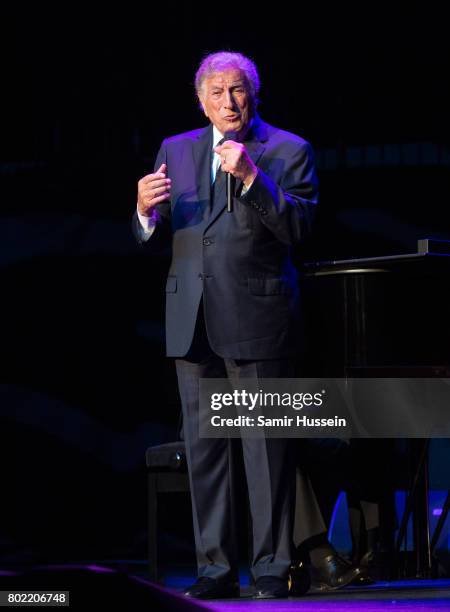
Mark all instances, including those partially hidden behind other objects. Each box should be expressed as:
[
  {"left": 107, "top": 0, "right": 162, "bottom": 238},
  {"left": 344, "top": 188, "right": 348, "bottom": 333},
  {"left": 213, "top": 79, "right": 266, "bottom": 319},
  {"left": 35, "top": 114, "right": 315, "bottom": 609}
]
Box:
[
  {"left": 241, "top": 172, "right": 257, "bottom": 195},
  {"left": 137, "top": 207, "right": 159, "bottom": 237}
]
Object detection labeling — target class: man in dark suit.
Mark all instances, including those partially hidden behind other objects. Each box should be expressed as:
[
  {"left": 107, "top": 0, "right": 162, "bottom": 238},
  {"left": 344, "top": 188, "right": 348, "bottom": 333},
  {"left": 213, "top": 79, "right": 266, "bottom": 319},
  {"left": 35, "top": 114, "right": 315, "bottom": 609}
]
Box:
[{"left": 133, "top": 51, "right": 318, "bottom": 599}]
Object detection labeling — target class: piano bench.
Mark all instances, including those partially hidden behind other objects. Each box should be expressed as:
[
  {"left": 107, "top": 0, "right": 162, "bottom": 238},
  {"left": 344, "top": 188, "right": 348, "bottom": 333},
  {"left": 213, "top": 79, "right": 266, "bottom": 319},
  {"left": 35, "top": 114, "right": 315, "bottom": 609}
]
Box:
[{"left": 146, "top": 442, "right": 189, "bottom": 582}]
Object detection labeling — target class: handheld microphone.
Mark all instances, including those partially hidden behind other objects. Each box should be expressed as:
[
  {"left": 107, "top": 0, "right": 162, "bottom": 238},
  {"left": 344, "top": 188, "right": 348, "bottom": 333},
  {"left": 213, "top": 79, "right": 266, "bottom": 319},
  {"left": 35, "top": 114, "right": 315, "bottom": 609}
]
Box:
[{"left": 223, "top": 131, "right": 239, "bottom": 213}]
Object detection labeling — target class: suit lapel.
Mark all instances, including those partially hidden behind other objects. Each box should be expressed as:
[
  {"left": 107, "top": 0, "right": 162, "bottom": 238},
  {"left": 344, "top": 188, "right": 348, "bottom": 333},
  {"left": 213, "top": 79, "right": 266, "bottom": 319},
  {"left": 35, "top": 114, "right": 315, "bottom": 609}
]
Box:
[
  {"left": 205, "top": 116, "right": 268, "bottom": 229},
  {"left": 192, "top": 123, "right": 213, "bottom": 221}
]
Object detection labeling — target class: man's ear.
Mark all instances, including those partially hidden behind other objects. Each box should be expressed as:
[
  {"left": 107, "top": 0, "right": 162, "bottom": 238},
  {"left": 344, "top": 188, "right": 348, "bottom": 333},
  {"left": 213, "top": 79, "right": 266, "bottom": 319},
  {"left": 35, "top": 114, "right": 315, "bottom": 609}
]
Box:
[{"left": 198, "top": 97, "right": 208, "bottom": 118}]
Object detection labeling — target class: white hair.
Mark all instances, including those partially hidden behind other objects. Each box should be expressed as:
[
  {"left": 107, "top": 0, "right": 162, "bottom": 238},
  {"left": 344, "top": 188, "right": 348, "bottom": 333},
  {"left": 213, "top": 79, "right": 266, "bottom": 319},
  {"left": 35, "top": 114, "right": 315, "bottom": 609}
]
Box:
[{"left": 195, "top": 51, "right": 260, "bottom": 108}]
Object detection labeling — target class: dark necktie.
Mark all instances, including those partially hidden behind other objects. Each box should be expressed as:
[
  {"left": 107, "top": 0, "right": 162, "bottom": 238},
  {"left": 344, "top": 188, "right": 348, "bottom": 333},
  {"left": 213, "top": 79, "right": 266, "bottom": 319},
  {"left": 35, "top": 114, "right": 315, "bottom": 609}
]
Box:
[{"left": 210, "top": 138, "right": 226, "bottom": 212}]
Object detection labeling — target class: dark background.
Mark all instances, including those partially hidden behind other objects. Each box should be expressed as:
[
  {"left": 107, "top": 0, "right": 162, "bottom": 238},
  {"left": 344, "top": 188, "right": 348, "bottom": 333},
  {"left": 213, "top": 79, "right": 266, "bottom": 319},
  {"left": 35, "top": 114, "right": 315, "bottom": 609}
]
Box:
[{"left": 1, "top": 4, "right": 449, "bottom": 566}]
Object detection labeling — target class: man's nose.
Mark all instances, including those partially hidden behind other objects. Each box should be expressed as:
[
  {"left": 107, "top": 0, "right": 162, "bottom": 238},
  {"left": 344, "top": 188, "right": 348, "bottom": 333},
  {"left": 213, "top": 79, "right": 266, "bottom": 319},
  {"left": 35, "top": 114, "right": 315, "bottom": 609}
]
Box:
[{"left": 223, "top": 90, "right": 237, "bottom": 109}]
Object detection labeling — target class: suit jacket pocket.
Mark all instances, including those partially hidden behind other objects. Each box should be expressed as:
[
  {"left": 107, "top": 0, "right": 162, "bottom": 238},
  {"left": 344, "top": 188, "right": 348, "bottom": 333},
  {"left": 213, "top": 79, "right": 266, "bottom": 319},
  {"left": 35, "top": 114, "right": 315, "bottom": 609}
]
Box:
[
  {"left": 165, "top": 275, "right": 177, "bottom": 293},
  {"left": 248, "top": 277, "right": 292, "bottom": 296}
]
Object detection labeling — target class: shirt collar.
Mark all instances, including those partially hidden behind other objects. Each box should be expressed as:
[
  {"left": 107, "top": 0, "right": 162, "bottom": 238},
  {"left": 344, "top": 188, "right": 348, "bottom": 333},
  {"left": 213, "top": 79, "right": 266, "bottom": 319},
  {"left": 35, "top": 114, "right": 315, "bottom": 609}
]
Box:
[
  {"left": 212, "top": 125, "right": 224, "bottom": 149},
  {"left": 212, "top": 118, "right": 255, "bottom": 149}
]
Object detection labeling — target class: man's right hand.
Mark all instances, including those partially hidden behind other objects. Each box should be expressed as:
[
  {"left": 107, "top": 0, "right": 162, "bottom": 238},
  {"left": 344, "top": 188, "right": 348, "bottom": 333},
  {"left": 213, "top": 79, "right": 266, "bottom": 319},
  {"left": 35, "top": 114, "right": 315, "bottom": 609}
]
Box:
[{"left": 137, "top": 163, "right": 171, "bottom": 217}]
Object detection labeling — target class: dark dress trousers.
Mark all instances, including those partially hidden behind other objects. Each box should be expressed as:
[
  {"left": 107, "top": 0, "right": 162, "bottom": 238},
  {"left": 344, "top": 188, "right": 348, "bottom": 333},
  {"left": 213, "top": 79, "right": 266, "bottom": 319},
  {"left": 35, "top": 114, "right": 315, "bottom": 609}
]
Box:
[{"left": 133, "top": 115, "right": 318, "bottom": 581}]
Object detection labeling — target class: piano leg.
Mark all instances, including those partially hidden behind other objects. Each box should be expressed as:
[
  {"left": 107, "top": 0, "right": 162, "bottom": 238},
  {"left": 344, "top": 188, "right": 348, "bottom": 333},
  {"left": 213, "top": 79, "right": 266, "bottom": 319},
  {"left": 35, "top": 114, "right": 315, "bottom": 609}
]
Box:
[{"left": 395, "top": 439, "right": 432, "bottom": 578}]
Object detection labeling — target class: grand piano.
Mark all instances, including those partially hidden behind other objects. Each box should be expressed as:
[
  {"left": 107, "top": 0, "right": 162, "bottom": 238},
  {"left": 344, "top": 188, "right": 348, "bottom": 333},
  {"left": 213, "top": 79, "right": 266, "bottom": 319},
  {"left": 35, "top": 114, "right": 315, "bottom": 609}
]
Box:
[{"left": 300, "top": 239, "right": 450, "bottom": 578}]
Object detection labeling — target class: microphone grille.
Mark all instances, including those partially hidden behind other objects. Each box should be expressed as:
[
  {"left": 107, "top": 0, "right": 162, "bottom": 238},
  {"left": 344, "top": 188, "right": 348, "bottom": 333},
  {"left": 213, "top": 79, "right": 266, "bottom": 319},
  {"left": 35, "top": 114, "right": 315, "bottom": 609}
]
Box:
[{"left": 223, "top": 130, "right": 240, "bottom": 142}]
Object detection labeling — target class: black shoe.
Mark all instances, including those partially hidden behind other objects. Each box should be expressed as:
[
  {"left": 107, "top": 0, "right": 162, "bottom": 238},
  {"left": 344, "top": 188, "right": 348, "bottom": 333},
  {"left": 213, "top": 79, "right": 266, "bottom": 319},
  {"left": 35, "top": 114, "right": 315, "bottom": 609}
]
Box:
[
  {"left": 253, "top": 576, "right": 289, "bottom": 599},
  {"left": 289, "top": 560, "right": 311, "bottom": 596},
  {"left": 311, "top": 553, "right": 362, "bottom": 591},
  {"left": 335, "top": 553, "right": 375, "bottom": 586},
  {"left": 356, "top": 550, "right": 380, "bottom": 583},
  {"left": 183, "top": 577, "right": 240, "bottom": 599},
  {"left": 350, "top": 572, "right": 376, "bottom": 586}
]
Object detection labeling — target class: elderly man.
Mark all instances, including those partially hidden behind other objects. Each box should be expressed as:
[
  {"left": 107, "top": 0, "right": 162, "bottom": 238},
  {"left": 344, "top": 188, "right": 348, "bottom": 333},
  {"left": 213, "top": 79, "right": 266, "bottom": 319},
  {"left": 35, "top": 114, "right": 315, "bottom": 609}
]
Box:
[{"left": 133, "top": 51, "right": 318, "bottom": 599}]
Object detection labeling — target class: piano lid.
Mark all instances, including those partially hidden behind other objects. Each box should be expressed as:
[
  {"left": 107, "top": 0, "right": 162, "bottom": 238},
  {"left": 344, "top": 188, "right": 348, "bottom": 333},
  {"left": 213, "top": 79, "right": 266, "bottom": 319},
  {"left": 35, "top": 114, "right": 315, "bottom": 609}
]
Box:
[{"left": 303, "top": 238, "right": 450, "bottom": 276}]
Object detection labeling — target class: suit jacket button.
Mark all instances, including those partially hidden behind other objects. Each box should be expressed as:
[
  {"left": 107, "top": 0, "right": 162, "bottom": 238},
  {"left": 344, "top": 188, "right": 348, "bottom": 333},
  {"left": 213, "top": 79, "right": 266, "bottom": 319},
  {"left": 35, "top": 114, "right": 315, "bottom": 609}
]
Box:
[{"left": 203, "top": 238, "right": 212, "bottom": 246}]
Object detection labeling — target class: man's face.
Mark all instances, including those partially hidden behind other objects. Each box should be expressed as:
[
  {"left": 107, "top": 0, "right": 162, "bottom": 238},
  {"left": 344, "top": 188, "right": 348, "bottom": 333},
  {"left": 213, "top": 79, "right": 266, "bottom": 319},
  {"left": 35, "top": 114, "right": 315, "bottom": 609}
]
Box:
[{"left": 199, "top": 68, "right": 253, "bottom": 136}]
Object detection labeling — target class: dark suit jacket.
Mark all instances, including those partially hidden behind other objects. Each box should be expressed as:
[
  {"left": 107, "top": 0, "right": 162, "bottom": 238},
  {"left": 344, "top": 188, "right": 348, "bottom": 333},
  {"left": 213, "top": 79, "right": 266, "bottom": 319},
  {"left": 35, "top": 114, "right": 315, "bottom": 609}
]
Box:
[{"left": 133, "top": 115, "right": 318, "bottom": 359}]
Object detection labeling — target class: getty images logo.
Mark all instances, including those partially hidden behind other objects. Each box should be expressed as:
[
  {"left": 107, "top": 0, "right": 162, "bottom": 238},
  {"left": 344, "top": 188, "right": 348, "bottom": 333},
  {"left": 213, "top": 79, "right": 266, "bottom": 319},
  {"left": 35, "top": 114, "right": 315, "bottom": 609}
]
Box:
[{"left": 210, "top": 389, "right": 326, "bottom": 411}]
